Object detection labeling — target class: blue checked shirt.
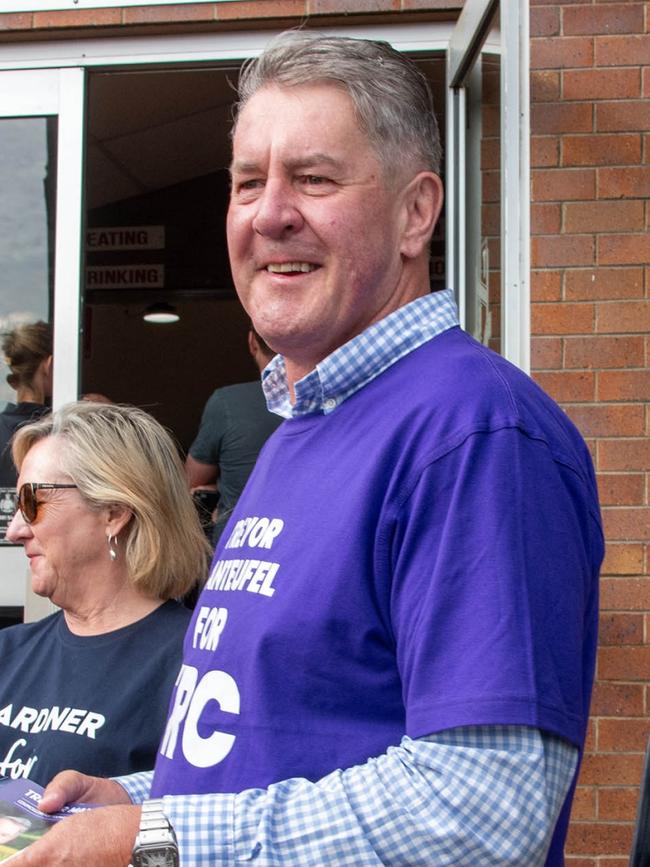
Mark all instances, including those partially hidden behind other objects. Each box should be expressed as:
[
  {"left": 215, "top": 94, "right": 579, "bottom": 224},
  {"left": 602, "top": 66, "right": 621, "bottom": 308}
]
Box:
[{"left": 118, "top": 290, "right": 579, "bottom": 864}]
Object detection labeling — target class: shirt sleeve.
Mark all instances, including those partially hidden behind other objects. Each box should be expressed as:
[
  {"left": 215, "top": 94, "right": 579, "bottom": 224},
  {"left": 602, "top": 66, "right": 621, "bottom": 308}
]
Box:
[
  {"left": 157, "top": 726, "right": 577, "bottom": 866},
  {"left": 114, "top": 770, "right": 153, "bottom": 804}
]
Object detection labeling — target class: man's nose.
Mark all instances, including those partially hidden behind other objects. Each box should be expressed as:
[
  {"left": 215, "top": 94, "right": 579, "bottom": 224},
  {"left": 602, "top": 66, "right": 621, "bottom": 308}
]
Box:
[{"left": 252, "top": 180, "right": 304, "bottom": 239}]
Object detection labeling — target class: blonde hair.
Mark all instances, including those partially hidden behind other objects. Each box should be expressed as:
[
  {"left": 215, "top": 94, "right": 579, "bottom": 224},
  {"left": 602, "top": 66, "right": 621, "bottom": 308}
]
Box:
[
  {"left": 13, "top": 402, "right": 210, "bottom": 599},
  {"left": 2, "top": 321, "right": 52, "bottom": 391}
]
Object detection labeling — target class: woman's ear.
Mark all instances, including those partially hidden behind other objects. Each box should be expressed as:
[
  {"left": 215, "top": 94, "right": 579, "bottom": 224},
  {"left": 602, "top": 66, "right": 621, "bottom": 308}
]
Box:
[
  {"left": 399, "top": 171, "right": 444, "bottom": 261},
  {"left": 106, "top": 504, "right": 133, "bottom": 538}
]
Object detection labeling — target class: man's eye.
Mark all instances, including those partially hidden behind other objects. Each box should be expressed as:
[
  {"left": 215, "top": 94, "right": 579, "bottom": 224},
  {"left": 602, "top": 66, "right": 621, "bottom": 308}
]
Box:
[
  {"left": 236, "top": 179, "right": 263, "bottom": 193},
  {"left": 300, "top": 175, "right": 329, "bottom": 186}
]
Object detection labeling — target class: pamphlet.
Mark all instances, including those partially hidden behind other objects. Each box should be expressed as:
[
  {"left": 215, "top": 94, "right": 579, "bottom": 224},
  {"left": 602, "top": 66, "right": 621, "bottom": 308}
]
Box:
[{"left": 0, "top": 777, "right": 97, "bottom": 862}]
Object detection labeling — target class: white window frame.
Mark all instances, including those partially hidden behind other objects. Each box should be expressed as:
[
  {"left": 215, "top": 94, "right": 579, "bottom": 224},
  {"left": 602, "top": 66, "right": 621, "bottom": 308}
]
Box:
[{"left": 446, "top": 0, "right": 530, "bottom": 372}]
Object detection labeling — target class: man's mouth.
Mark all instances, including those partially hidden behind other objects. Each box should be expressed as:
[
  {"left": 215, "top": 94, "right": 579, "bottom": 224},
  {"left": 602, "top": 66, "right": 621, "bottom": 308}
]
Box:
[{"left": 265, "top": 262, "right": 319, "bottom": 274}]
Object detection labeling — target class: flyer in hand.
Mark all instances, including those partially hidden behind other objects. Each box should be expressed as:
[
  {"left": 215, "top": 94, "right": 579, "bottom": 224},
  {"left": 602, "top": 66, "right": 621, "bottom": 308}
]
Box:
[{"left": 0, "top": 777, "right": 97, "bottom": 862}]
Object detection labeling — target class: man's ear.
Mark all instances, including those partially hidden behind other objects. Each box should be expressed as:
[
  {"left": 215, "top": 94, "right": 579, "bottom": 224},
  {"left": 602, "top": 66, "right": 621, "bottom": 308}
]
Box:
[{"left": 399, "top": 171, "right": 444, "bottom": 260}]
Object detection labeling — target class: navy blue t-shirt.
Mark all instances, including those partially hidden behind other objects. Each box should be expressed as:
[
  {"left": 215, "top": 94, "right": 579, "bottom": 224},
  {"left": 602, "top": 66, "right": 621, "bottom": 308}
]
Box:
[{"left": 0, "top": 600, "right": 190, "bottom": 786}]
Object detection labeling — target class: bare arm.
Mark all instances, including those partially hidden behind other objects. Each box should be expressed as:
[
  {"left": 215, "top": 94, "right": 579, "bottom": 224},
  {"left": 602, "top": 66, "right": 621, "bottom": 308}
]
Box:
[{"left": 185, "top": 454, "right": 219, "bottom": 491}]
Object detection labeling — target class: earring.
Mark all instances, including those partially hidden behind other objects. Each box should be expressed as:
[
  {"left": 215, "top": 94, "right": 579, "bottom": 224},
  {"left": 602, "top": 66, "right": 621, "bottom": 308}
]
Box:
[{"left": 107, "top": 534, "right": 118, "bottom": 562}]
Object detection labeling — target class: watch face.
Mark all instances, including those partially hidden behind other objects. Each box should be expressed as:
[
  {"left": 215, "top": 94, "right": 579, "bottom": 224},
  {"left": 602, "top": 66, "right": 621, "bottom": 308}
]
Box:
[{"left": 138, "top": 850, "right": 178, "bottom": 867}]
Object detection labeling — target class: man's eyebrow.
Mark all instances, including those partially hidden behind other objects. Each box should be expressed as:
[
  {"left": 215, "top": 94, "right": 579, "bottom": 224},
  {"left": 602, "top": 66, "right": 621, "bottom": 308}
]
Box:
[{"left": 230, "top": 153, "right": 344, "bottom": 176}]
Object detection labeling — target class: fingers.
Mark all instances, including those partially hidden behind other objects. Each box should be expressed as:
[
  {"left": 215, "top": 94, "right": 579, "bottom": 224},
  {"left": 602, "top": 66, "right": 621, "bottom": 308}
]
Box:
[{"left": 39, "top": 772, "right": 131, "bottom": 813}]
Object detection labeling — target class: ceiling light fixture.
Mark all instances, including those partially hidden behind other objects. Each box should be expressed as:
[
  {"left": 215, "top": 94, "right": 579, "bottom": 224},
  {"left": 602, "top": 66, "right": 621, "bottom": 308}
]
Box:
[{"left": 143, "top": 302, "right": 180, "bottom": 324}]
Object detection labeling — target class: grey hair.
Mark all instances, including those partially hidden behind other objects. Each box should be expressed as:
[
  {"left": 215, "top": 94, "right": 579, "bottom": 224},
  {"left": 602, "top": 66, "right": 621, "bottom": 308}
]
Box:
[
  {"left": 12, "top": 401, "right": 210, "bottom": 600},
  {"left": 233, "top": 31, "right": 442, "bottom": 176}
]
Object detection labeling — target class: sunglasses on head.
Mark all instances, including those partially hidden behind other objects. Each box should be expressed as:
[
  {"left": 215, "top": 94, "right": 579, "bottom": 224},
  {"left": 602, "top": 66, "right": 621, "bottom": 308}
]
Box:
[{"left": 17, "top": 483, "right": 78, "bottom": 525}]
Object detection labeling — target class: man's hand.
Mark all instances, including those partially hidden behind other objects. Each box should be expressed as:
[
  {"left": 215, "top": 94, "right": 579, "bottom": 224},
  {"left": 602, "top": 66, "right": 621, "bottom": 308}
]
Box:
[
  {"left": 36, "top": 770, "right": 131, "bottom": 813},
  {"left": 9, "top": 804, "right": 140, "bottom": 866}
]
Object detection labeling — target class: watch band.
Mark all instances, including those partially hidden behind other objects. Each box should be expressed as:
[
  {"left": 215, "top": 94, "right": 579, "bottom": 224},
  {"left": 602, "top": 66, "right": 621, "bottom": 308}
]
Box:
[{"left": 129, "top": 798, "right": 179, "bottom": 867}]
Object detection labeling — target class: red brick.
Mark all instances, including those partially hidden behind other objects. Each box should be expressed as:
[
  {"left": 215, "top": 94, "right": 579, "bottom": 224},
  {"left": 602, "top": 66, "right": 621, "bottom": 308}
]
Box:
[
  {"left": 597, "top": 299, "right": 650, "bottom": 332},
  {"left": 598, "top": 472, "right": 645, "bottom": 505},
  {"left": 531, "top": 36, "right": 594, "bottom": 69},
  {"left": 566, "top": 404, "right": 644, "bottom": 437},
  {"left": 602, "top": 543, "right": 645, "bottom": 576},
  {"left": 0, "top": 13, "right": 32, "bottom": 29},
  {"left": 564, "top": 68, "right": 641, "bottom": 102},
  {"left": 645, "top": 67, "right": 650, "bottom": 98},
  {"left": 531, "top": 137, "right": 560, "bottom": 167},
  {"left": 533, "top": 235, "right": 595, "bottom": 268},
  {"left": 602, "top": 507, "right": 650, "bottom": 540},
  {"left": 309, "top": 0, "right": 398, "bottom": 11},
  {"left": 596, "top": 34, "right": 650, "bottom": 66},
  {"left": 598, "top": 787, "right": 640, "bottom": 821},
  {"left": 531, "top": 6, "right": 560, "bottom": 36},
  {"left": 532, "top": 102, "right": 593, "bottom": 135},
  {"left": 597, "top": 101, "right": 650, "bottom": 132},
  {"left": 531, "top": 269, "right": 562, "bottom": 301},
  {"left": 563, "top": 134, "right": 641, "bottom": 167},
  {"left": 599, "top": 718, "right": 650, "bottom": 752},
  {"left": 564, "top": 335, "right": 645, "bottom": 369},
  {"left": 577, "top": 753, "right": 643, "bottom": 787},
  {"left": 531, "top": 70, "right": 561, "bottom": 102},
  {"left": 598, "top": 370, "right": 650, "bottom": 401},
  {"left": 123, "top": 4, "right": 215, "bottom": 23},
  {"left": 532, "top": 203, "right": 561, "bottom": 234},
  {"left": 600, "top": 644, "right": 650, "bottom": 680},
  {"left": 532, "top": 301, "right": 595, "bottom": 333},
  {"left": 590, "top": 681, "right": 645, "bottom": 715},
  {"left": 566, "top": 819, "right": 632, "bottom": 856},
  {"left": 215, "top": 0, "right": 308, "bottom": 16},
  {"left": 599, "top": 440, "right": 650, "bottom": 472},
  {"left": 571, "top": 785, "right": 597, "bottom": 821},
  {"left": 564, "top": 4, "right": 644, "bottom": 36},
  {"left": 33, "top": 8, "right": 121, "bottom": 26},
  {"left": 564, "top": 201, "right": 644, "bottom": 234},
  {"left": 599, "top": 235, "right": 650, "bottom": 267},
  {"left": 534, "top": 370, "right": 596, "bottom": 402},
  {"left": 599, "top": 610, "right": 645, "bottom": 644},
  {"left": 531, "top": 336, "right": 563, "bottom": 369},
  {"left": 565, "top": 861, "right": 596, "bottom": 867},
  {"left": 598, "top": 167, "right": 650, "bottom": 198},
  {"left": 400, "top": 0, "right": 466, "bottom": 7},
  {"left": 601, "top": 576, "right": 650, "bottom": 610},
  {"left": 565, "top": 267, "right": 644, "bottom": 301},
  {"left": 533, "top": 168, "right": 596, "bottom": 201}
]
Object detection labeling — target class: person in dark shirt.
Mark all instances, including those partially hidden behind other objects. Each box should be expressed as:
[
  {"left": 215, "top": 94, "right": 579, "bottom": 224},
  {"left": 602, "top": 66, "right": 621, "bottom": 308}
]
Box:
[
  {"left": 186, "top": 327, "right": 282, "bottom": 545},
  {"left": 0, "top": 321, "right": 53, "bottom": 488}
]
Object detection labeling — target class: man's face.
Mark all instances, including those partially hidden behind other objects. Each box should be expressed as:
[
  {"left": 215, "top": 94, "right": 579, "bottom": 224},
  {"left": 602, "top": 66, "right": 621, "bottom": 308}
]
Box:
[{"left": 227, "top": 83, "right": 427, "bottom": 375}]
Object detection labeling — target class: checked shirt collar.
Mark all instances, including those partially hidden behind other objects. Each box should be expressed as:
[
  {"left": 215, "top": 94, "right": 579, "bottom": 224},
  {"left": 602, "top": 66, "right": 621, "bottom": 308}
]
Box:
[{"left": 262, "top": 288, "right": 459, "bottom": 419}]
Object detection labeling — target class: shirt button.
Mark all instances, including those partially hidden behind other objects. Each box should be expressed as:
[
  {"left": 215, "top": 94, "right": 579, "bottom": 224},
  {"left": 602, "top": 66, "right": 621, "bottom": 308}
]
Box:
[{"left": 324, "top": 398, "right": 337, "bottom": 411}]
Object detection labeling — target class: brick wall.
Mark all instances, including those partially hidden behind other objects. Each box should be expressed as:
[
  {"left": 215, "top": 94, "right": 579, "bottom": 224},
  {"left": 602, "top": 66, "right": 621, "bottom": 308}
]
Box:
[{"left": 530, "top": 1, "right": 650, "bottom": 863}]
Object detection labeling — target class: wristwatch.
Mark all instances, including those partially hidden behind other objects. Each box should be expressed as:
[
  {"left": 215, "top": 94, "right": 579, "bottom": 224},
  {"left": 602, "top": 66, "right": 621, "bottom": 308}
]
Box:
[{"left": 129, "top": 798, "right": 179, "bottom": 867}]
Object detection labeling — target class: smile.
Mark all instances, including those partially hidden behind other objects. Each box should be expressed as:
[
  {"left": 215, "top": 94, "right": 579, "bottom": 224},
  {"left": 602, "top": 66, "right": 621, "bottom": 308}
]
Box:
[{"left": 265, "top": 262, "right": 319, "bottom": 274}]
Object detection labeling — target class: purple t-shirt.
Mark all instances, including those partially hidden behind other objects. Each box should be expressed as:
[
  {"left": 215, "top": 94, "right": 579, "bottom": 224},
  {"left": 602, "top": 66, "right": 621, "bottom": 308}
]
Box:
[{"left": 152, "top": 327, "right": 602, "bottom": 857}]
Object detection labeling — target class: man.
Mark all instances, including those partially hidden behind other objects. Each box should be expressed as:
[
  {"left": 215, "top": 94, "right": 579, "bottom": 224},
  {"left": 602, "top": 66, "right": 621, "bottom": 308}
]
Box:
[
  {"left": 186, "top": 326, "right": 282, "bottom": 546},
  {"left": 14, "top": 32, "right": 602, "bottom": 866}
]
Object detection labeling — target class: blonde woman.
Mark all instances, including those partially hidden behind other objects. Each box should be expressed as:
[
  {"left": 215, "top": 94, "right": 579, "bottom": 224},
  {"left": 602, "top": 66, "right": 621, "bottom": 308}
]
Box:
[{"left": 1, "top": 401, "right": 210, "bottom": 786}]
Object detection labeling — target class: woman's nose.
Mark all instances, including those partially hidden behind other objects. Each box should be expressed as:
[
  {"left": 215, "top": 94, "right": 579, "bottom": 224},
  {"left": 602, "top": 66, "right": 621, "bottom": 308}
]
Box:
[{"left": 5, "top": 508, "right": 29, "bottom": 544}]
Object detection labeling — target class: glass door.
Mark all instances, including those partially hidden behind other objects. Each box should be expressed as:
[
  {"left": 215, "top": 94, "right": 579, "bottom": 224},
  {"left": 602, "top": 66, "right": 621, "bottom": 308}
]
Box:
[{"left": 0, "top": 67, "right": 84, "bottom": 621}]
